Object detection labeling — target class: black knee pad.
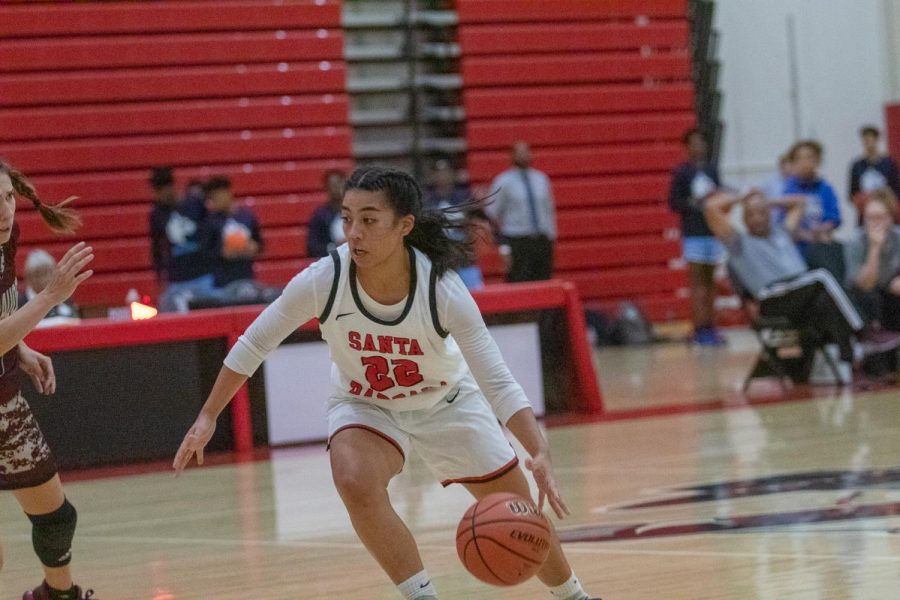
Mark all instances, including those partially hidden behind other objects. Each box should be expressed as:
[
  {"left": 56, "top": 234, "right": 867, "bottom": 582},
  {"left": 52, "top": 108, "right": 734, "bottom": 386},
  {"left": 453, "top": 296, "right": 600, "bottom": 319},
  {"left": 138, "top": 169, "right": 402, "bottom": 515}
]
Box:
[{"left": 27, "top": 498, "right": 77, "bottom": 568}]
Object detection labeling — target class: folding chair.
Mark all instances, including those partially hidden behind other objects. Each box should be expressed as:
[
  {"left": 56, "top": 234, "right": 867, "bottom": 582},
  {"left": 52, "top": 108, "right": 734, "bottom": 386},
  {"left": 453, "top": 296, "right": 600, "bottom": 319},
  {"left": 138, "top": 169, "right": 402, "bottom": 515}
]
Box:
[{"left": 727, "top": 267, "right": 847, "bottom": 392}]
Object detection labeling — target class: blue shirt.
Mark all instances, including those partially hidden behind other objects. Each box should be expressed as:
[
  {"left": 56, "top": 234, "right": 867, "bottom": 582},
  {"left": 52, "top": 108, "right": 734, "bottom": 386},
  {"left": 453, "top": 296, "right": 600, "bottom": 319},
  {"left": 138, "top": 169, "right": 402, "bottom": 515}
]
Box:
[
  {"left": 783, "top": 176, "right": 842, "bottom": 236},
  {"left": 206, "top": 207, "right": 263, "bottom": 287}
]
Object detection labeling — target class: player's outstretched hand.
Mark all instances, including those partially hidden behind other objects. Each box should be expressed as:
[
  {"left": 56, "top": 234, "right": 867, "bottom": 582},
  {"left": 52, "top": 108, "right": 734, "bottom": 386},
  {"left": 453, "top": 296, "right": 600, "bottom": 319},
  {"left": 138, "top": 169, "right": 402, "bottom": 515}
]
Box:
[
  {"left": 41, "top": 242, "right": 93, "bottom": 306},
  {"left": 525, "top": 451, "right": 571, "bottom": 520},
  {"left": 173, "top": 413, "right": 216, "bottom": 477}
]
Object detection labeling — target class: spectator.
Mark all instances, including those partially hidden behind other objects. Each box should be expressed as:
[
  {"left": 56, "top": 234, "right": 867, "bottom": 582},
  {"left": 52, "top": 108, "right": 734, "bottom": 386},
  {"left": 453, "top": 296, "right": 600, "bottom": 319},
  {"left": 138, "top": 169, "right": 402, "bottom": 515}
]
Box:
[
  {"left": 849, "top": 125, "right": 900, "bottom": 224},
  {"left": 18, "top": 249, "right": 79, "bottom": 326},
  {"left": 668, "top": 128, "right": 726, "bottom": 346},
  {"left": 204, "top": 175, "right": 263, "bottom": 289},
  {"left": 704, "top": 190, "right": 894, "bottom": 366},
  {"left": 783, "top": 140, "right": 844, "bottom": 278},
  {"left": 148, "top": 166, "right": 216, "bottom": 312},
  {"left": 424, "top": 160, "right": 485, "bottom": 290},
  {"left": 487, "top": 141, "right": 557, "bottom": 282},
  {"left": 764, "top": 153, "right": 793, "bottom": 200},
  {"left": 306, "top": 169, "right": 347, "bottom": 258},
  {"left": 844, "top": 188, "right": 900, "bottom": 331}
]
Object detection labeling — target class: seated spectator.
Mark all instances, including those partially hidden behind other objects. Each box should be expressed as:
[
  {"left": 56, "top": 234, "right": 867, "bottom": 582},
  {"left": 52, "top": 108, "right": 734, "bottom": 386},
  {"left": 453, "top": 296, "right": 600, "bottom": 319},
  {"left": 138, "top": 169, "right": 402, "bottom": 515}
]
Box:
[
  {"left": 844, "top": 188, "right": 900, "bottom": 331},
  {"left": 204, "top": 176, "right": 262, "bottom": 289},
  {"left": 849, "top": 125, "right": 900, "bottom": 224},
  {"left": 306, "top": 169, "right": 346, "bottom": 258},
  {"left": 704, "top": 190, "right": 876, "bottom": 365},
  {"left": 783, "top": 140, "right": 844, "bottom": 279},
  {"left": 148, "top": 166, "right": 216, "bottom": 312},
  {"left": 424, "top": 160, "right": 486, "bottom": 290},
  {"left": 18, "top": 249, "right": 80, "bottom": 327}
]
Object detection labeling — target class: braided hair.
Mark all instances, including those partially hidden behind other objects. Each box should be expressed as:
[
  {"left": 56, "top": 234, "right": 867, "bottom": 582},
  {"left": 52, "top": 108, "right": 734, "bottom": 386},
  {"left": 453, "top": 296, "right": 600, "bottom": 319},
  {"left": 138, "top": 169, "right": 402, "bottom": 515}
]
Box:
[{"left": 0, "top": 160, "right": 80, "bottom": 234}]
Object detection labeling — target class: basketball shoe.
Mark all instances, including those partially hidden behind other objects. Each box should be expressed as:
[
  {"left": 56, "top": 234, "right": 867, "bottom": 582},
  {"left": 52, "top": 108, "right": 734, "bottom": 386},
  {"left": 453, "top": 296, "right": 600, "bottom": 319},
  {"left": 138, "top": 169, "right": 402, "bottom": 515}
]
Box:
[{"left": 23, "top": 581, "right": 95, "bottom": 600}]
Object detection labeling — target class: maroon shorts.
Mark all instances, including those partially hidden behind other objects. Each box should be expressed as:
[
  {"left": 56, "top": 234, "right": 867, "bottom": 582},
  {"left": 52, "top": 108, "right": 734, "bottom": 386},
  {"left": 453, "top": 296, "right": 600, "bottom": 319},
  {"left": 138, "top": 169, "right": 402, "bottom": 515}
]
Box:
[{"left": 0, "top": 391, "right": 58, "bottom": 490}]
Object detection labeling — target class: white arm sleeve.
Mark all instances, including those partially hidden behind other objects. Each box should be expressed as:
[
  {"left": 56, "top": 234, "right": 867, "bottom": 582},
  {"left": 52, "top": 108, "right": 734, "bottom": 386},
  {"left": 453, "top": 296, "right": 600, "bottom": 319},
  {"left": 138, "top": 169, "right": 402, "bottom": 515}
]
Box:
[
  {"left": 438, "top": 273, "right": 531, "bottom": 424},
  {"left": 223, "top": 256, "right": 335, "bottom": 376}
]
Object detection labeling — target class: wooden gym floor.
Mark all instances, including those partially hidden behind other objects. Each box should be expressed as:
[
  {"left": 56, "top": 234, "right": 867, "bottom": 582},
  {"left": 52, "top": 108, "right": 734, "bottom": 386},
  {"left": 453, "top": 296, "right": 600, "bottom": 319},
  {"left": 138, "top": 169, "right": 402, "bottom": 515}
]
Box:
[{"left": 1, "top": 329, "right": 898, "bottom": 599}]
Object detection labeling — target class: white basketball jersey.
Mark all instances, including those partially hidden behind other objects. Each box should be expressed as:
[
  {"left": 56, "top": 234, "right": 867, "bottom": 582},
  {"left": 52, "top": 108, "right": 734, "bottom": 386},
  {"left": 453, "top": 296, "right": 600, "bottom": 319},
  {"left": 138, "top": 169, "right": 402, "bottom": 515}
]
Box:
[{"left": 318, "top": 244, "right": 470, "bottom": 412}]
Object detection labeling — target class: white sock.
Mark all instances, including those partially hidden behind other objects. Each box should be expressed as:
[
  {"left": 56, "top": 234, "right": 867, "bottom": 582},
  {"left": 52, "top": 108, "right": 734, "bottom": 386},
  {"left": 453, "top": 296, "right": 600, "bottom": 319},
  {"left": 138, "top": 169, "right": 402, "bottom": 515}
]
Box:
[
  {"left": 549, "top": 572, "right": 589, "bottom": 600},
  {"left": 398, "top": 570, "right": 437, "bottom": 599}
]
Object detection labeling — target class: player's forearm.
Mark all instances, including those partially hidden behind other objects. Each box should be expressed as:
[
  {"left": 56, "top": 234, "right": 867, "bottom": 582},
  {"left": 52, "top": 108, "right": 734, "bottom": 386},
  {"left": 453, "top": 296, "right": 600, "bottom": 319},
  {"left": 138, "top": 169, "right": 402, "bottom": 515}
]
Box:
[
  {"left": 505, "top": 407, "right": 550, "bottom": 458},
  {"left": 199, "top": 365, "right": 248, "bottom": 421},
  {"left": 0, "top": 294, "right": 55, "bottom": 356}
]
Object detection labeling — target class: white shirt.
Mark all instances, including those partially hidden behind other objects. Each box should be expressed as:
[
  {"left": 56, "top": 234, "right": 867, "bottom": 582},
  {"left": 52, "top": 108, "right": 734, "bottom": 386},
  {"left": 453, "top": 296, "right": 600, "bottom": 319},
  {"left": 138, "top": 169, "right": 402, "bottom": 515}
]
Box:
[
  {"left": 224, "top": 245, "right": 530, "bottom": 424},
  {"left": 487, "top": 167, "right": 557, "bottom": 239}
]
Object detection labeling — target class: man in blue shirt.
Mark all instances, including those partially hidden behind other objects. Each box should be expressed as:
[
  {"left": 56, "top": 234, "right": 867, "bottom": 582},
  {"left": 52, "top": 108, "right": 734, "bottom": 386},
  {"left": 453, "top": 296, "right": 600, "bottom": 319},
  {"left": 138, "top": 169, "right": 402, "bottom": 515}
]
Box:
[
  {"left": 306, "top": 169, "right": 346, "bottom": 258},
  {"left": 204, "top": 176, "right": 263, "bottom": 288},
  {"left": 849, "top": 125, "right": 900, "bottom": 225},
  {"left": 782, "top": 140, "right": 844, "bottom": 279},
  {"left": 147, "top": 166, "right": 216, "bottom": 312}
]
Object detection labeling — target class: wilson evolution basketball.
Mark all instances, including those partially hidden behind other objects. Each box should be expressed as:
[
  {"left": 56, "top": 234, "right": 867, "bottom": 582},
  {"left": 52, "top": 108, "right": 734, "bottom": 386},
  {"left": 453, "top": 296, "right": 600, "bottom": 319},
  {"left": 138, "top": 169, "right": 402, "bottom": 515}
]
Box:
[{"left": 455, "top": 492, "right": 551, "bottom": 586}]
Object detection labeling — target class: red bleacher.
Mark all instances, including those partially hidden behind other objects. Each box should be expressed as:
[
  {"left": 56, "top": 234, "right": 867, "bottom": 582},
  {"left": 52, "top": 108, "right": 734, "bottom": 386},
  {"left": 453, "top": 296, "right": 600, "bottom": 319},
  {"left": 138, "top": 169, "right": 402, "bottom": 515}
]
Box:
[
  {"left": 456, "top": 0, "right": 687, "bottom": 23},
  {"left": 0, "top": 0, "right": 349, "bottom": 308},
  {"left": 458, "top": 0, "right": 691, "bottom": 317},
  {"left": 460, "top": 23, "right": 689, "bottom": 55},
  {"left": 3, "top": 0, "right": 694, "bottom": 322},
  {"left": 1, "top": 96, "right": 351, "bottom": 142}
]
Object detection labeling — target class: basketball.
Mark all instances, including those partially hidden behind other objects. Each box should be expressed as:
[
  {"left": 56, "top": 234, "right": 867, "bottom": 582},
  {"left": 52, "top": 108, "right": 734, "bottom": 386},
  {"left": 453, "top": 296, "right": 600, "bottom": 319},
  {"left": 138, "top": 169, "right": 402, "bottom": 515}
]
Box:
[
  {"left": 455, "top": 492, "right": 551, "bottom": 586},
  {"left": 223, "top": 227, "right": 250, "bottom": 253}
]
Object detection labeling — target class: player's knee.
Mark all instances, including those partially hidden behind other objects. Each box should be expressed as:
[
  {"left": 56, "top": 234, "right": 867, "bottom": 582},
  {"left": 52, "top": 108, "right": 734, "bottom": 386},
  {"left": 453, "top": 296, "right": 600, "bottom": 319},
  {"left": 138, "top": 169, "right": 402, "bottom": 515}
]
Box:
[
  {"left": 332, "top": 464, "right": 381, "bottom": 507},
  {"left": 27, "top": 498, "right": 77, "bottom": 568}
]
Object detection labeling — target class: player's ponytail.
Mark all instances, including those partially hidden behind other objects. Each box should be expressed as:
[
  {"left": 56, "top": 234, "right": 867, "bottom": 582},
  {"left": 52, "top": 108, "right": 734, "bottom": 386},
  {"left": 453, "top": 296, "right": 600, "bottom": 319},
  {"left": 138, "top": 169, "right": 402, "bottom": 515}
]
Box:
[
  {"left": 344, "top": 166, "right": 476, "bottom": 277},
  {"left": 0, "top": 160, "right": 81, "bottom": 234}
]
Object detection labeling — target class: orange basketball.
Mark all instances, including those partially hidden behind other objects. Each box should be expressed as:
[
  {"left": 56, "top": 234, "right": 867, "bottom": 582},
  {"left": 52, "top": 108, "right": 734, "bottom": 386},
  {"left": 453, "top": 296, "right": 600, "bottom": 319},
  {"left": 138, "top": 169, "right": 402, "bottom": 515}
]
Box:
[
  {"left": 455, "top": 492, "right": 551, "bottom": 586},
  {"left": 224, "top": 228, "right": 249, "bottom": 253}
]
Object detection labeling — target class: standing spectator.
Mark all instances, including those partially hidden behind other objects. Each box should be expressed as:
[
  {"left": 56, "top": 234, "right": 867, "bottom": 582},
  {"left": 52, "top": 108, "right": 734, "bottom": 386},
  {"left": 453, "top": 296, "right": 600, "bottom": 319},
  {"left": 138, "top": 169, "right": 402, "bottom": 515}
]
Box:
[
  {"left": 844, "top": 188, "right": 900, "bottom": 331},
  {"left": 424, "top": 160, "right": 485, "bottom": 290},
  {"left": 306, "top": 169, "right": 346, "bottom": 258},
  {"left": 783, "top": 140, "right": 844, "bottom": 278},
  {"left": 18, "top": 250, "right": 79, "bottom": 325},
  {"left": 668, "top": 128, "right": 726, "bottom": 346},
  {"left": 487, "top": 141, "right": 557, "bottom": 282},
  {"left": 147, "top": 166, "right": 215, "bottom": 312},
  {"left": 204, "top": 176, "right": 263, "bottom": 289},
  {"left": 849, "top": 125, "right": 900, "bottom": 225}
]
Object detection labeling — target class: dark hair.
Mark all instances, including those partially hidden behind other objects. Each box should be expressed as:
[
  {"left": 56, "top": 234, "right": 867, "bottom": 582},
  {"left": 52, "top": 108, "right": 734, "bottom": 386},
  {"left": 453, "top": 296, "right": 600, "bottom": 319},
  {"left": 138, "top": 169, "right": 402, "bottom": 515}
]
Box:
[
  {"left": 860, "top": 125, "right": 880, "bottom": 138},
  {"left": 788, "top": 139, "right": 823, "bottom": 161},
  {"left": 682, "top": 127, "right": 707, "bottom": 146},
  {"left": 149, "top": 166, "right": 174, "bottom": 190},
  {"left": 0, "top": 160, "right": 80, "bottom": 234},
  {"left": 343, "top": 166, "right": 473, "bottom": 277},
  {"left": 204, "top": 175, "right": 232, "bottom": 196}
]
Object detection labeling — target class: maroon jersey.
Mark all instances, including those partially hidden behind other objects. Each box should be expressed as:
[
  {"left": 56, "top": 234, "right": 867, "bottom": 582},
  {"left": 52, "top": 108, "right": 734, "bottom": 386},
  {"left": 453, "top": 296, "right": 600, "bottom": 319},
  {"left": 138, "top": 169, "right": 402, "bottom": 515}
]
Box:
[{"left": 0, "top": 222, "right": 20, "bottom": 401}]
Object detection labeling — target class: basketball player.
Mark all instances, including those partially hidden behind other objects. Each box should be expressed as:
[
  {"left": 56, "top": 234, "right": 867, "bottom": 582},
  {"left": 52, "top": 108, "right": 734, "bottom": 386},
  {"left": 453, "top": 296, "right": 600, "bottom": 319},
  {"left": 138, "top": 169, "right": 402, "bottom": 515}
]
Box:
[
  {"left": 175, "top": 167, "right": 599, "bottom": 600},
  {"left": 0, "top": 161, "right": 96, "bottom": 600}
]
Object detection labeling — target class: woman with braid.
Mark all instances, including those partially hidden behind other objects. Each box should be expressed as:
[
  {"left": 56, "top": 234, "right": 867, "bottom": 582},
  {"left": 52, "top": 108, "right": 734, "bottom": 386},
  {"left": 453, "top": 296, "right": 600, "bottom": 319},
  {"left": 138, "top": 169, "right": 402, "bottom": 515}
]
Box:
[{"left": 0, "top": 161, "right": 96, "bottom": 600}]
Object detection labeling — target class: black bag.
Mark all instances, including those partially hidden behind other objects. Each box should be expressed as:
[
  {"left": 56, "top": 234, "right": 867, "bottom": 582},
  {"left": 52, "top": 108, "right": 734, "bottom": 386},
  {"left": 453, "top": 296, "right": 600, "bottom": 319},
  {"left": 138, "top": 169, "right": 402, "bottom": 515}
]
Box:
[{"left": 610, "top": 301, "right": 655, "bottom": 345}]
